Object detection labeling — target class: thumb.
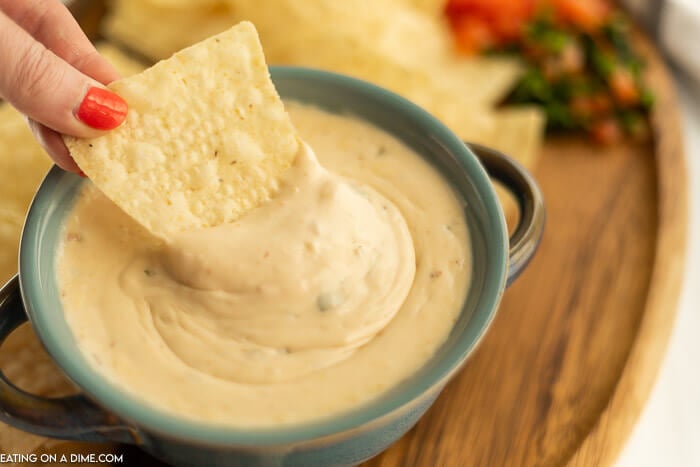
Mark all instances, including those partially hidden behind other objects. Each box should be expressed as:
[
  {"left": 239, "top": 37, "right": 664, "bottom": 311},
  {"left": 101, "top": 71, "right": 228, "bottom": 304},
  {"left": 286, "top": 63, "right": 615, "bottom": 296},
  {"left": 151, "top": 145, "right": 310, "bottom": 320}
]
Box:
[{"left": 0, "top": 11, "right": 127, "bottom": 138}]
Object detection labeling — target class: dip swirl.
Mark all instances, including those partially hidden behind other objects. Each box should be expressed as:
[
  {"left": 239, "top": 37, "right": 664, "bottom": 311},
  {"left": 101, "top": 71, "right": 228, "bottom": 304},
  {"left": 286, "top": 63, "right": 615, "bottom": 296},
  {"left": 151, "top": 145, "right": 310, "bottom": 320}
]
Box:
[
  {"left": 57, "top": 102, "right": 470, "bottom": 427},
  {"left": 121, "top": 144, "right": 415, "bottom": 384}
]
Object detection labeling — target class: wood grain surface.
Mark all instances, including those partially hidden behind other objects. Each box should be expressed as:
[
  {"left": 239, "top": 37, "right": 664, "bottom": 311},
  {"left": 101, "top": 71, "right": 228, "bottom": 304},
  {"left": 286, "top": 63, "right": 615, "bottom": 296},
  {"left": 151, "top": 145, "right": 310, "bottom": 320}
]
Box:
[{"left": 364, "top": 33, "right": 687, "bottom": 467}]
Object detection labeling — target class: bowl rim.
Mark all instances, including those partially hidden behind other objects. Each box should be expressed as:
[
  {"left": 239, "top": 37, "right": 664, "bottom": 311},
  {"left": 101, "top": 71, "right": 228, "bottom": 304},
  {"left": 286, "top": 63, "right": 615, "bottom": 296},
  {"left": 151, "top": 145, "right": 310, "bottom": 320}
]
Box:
[{"left": 19, "top": 66, "right": 509, "bottom": 447}]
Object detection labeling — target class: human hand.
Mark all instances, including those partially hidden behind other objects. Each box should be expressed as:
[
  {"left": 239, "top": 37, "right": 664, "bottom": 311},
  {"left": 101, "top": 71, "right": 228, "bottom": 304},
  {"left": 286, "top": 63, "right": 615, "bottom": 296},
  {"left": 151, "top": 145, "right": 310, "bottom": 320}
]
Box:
[{"left": 0, "top": 0, "right": 128, "bottom": 173}]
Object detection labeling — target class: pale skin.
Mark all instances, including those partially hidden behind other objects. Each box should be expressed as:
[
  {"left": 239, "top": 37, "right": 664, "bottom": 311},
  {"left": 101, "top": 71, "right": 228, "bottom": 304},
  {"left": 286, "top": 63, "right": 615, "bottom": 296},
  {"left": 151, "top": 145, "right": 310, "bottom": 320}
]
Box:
[{"left": 0, "top": 0, "right": 126, "bottom": 173}]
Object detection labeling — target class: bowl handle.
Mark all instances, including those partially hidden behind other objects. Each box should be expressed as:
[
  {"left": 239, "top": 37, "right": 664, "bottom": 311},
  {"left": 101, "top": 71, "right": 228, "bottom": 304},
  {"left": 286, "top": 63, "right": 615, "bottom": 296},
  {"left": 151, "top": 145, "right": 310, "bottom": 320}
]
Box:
[
  {"left": 466, "top": 143, "right": 545, "bottom": 286},
  {"left": 0, "top": 275, "right": 138, "bottom": 444}
]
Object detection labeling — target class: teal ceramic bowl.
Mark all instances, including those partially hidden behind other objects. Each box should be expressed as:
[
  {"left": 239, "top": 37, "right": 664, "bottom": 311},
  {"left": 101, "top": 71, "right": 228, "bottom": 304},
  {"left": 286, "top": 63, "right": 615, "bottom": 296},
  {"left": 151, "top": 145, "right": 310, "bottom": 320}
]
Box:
[{"left": 0, "top": 67, "right": 544, "bottom": 467}]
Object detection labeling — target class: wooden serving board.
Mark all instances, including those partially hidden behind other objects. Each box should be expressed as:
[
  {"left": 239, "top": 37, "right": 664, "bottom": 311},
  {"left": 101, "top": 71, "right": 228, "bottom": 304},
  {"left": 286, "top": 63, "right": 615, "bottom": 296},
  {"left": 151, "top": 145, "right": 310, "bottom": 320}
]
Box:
[{"left": 364, "top": 34, "right": 687, "bottom": 467}]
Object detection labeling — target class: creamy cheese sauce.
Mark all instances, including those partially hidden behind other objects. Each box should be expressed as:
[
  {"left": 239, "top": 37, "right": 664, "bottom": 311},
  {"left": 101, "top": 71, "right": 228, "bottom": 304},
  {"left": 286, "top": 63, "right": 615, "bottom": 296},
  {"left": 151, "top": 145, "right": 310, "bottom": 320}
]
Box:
[{"left": 57, "top": 102, "right": 471, "bottom": 427}]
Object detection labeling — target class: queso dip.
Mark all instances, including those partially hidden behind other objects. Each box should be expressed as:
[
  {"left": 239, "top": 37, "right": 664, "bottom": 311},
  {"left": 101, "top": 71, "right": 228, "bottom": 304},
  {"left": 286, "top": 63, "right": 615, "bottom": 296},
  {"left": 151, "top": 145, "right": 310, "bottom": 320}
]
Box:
[{"left": 56, "top": 102, "right": 471, "bottom": 427}]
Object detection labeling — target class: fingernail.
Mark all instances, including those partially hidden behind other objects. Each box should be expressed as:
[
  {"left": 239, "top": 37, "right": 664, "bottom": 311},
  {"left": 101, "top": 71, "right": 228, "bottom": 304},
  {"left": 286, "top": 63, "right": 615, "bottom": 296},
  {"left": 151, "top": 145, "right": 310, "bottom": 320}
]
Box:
[
  {"left": 78, "top": 170, "right": 87, "bottom": 178},
  {"left": 75, "top": 87, "right": 128, "bottom": 130}
]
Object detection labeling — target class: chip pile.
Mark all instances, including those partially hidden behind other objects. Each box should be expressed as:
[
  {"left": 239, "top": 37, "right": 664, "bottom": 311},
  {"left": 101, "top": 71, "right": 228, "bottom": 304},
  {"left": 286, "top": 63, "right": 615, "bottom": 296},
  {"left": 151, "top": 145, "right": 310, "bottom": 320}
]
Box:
[{"left": 103, "top": 0, "right": 545, "bottom": 169}]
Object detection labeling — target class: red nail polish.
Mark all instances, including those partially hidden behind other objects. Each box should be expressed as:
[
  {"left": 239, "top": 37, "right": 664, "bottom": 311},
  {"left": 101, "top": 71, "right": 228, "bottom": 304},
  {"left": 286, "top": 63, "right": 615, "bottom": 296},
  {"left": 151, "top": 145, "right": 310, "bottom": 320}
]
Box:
[
  {"left": 75, "top": 87, "right": 128, "bottom": 130},
  {"left": 78, "top": 170, "right": 87, "bottom": 178}
]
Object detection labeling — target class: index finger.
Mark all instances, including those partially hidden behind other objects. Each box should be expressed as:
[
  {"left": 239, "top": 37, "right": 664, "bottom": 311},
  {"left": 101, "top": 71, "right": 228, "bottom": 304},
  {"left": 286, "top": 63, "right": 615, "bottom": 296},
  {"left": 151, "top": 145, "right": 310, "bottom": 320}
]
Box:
[{"left": 0, "top": 0, "right": 120, "bottom": 84}]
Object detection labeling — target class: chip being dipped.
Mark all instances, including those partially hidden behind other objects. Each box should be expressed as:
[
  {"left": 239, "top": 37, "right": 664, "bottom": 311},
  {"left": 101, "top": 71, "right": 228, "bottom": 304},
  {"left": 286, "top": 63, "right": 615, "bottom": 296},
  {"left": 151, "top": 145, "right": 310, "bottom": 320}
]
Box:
[{"left": 64, "top": 21, "right": 300, "bottom": 237}]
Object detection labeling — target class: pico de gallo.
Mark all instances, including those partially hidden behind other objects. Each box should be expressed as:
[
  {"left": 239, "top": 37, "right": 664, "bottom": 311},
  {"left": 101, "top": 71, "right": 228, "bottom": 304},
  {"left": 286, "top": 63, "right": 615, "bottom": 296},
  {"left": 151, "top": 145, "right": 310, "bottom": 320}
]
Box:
[{"left": 445, "top": 0, "right": 654, "bottom": 144}]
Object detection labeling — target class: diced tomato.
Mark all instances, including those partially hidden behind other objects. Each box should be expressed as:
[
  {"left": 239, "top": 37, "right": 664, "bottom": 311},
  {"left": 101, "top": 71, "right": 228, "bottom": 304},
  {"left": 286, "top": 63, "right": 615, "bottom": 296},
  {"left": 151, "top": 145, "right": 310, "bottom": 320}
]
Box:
[
  {"left": 609, "top": 67, "right": 639, "bottom": 105},
  {"left": 446, "top": 0, "right": 612, "bottom": 52},
  {"left": 445, "top": 0, "right": 495, "bottom": 13},
  {"left": 445, "top": 0, "right": 528, "bottom": 17},
  {"left": 445, "top": 0, "right": 537, "bottom": 50},
  {"left": 492, "top": 12, "right": 531, "bottom": 41},
  {"left": 552, "top": 0, "right": 610, "bottom": 31},
  {"left": 589, "top": 118, "right": 623, "bottom": 144},
  {"left": 451, "top": 15, "right": 498, "bottom": 54}
]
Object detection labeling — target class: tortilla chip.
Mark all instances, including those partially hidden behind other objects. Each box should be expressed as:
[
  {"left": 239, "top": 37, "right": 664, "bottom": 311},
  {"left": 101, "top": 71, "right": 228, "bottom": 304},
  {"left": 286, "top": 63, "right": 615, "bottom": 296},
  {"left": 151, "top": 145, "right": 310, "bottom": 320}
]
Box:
[
  {"left": 264, "top": 0, "right": 452, "bottom": 67},
  {"left": 0, "top": 208, "right": 24, "bottom": 284},
  {"left": 103, "top": 0, "right": 236, "bottom": 61},
  {"left": 427, "top": 57, "right": 524, "bottom": 107},
  {"left": 0, "top": 105, "right": 53, "bottom": 282},
  {"left": 65, "top": 22, "right": 299, "bottom": 237},
  {"left": 486, "top": 107, "right": 546, "bottom": 170},
  {"left": 104, "top": 0, "right": 451, "bottom": 65},
  {"left": 403, "top": 0, "right": 449, "bottom": 17},
  {"left": 146, "top": 0, "right": 224, "bottom": 6},
  {"left": 0, "top": 107, "right": 52, "bottom": 211}
]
